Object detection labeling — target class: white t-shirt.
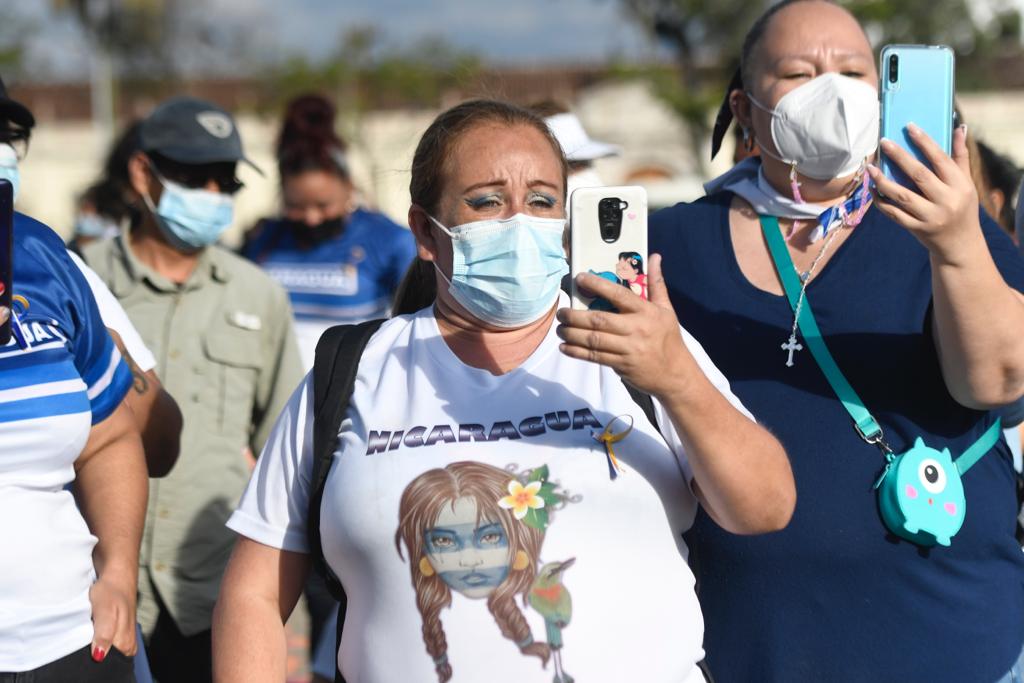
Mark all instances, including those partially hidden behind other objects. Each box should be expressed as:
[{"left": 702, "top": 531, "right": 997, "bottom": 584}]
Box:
[
  {"left": 69, "top": 250, "right": 157, "bottom": 373},
  {"left": 229, "top": 299, "right": 752, "bottom": 683}
]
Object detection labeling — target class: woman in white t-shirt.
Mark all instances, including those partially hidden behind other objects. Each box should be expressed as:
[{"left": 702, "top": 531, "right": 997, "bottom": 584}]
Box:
[{"left": 212, "top": 99, "right": 795, "bottom": 683}]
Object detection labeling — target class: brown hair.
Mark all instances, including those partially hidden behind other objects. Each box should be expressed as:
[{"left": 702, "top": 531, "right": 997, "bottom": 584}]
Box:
[
  {"left": 395, "top": 99, "right": 569, "bottom": 313},
  {"left": 395, "top": 461, "right": 550, "bottom": 682},
  {"left": 276, "top": 93, "right": 350, "bottom": 184}
]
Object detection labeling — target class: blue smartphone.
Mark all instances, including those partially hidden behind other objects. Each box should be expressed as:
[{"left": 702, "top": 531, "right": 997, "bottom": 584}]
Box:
[
  {"left": 0, "top": 179, "right": 12, "bottom": 346},
  {"left": 879, "top": 44, "right": 955, "bottom": 191}
]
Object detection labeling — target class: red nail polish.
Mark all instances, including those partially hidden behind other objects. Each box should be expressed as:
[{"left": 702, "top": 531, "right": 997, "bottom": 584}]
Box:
[{"left": 92, "top": 646, "right": 106, "bottom": 662}]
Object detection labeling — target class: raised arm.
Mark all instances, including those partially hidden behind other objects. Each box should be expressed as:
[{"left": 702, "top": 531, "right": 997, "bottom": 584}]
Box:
[
  {"left": 212, "top": 538, "right": 309, "bottom": 683},
  {"left": 73, "top": 400, "right": 148, "bottom": 660},
  {"left": 556, "top": 255, "right": 795, "bottom": 534},
  {"left": 869, "top": 125, "right": 1024, "bottom": 409}
]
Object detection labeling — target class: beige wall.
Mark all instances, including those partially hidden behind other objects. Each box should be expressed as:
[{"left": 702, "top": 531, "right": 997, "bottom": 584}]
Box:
[{"left": 14, "top": 84, "right": 1024, "bottom": 244}]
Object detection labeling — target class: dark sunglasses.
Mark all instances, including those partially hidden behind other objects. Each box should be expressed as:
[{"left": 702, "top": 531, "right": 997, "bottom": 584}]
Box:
[{"left": 148, "top": 156, "right": 245, "bottom": 196}]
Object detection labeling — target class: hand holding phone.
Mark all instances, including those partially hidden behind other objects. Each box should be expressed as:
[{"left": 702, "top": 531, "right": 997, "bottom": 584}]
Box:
[{"left": 569, "top": 186, "right": 648, "bottom": 312}]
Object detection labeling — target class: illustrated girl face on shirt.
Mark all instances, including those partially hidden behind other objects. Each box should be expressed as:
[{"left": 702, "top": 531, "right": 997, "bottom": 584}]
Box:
[{"left": 422, "top": 496, "right": 512, "bottom": 599}]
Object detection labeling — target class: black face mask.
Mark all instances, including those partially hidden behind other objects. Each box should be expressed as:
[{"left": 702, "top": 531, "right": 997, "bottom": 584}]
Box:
[{"left": 283, "top": 215, "right": 347, "bottom": 247}]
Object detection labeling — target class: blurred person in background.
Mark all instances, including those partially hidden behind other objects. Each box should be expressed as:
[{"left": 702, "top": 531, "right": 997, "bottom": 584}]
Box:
[
  {"left": 82, "top": 96, "right": 303, "bottom": 683},
  {"left": 532, "top": 100, "right": 620, "bottom": 201},
  {"left": 655, "top": 1, "right": 1024, "bottom": 680},
  {"left": 0, "top": 76, "right": 147, "bottom": 682},
  {"left": 973, "top": 139, "right": 1022, "bottom": 240},
  {"left": 241, "top": 94, "right": 416, "bottom": 369},
  {"left": 69, "top": 122, "right": 143, "bottom": 254}
]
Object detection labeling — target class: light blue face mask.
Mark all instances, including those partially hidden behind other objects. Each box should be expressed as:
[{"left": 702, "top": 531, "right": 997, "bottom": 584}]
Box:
[
  {"left": 0, "top": 143, "right": 20, "bottom": 200},
  {"left": 74, "top": 213, "right": 121, "bottom": 239},
  {"left": 144, "top": 175, "right": 234, "bottom": 251},
  {"left": 430, "top": 212, "right": 568, "bottom": 328}
]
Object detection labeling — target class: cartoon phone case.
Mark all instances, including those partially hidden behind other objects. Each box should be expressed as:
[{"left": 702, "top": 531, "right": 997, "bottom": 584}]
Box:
[
  {"left": 569, "top": 186, "right": 648, "bottom": 311},
  {"left": 879, "top": 44, "right": 955, "bottom": 191},
  {"left": 0, "top": 179, "right": 12, "bottom": 346}
]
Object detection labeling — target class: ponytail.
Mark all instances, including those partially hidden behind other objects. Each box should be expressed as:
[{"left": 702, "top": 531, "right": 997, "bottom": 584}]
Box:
[
  {"left": 277, "top": 93, "right": 350, "bottom": 182},
  {"left": 392, "top": 257, "right": 438, "bottom": 315}
]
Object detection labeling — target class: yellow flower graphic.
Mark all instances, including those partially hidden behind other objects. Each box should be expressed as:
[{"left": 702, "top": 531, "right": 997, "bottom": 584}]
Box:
[{"left": 499, "top": 479, "right": 546, "bottom": 520}]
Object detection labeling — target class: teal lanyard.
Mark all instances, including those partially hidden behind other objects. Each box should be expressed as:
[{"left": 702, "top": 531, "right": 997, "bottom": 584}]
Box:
[
  {"left": 759, "top": 215, "right": 1002, "bottom": 463},
  {"left": 760, "top": 215, "right": 886, "bottom": 445}
]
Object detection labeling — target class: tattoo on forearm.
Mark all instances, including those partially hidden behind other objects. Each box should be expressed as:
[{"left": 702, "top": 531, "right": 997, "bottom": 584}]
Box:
[
  {"left": 109, "top": 329, "right": 149, "bottom": 395},
  {"left": 128, "top": 354, "right": 149, "bottom": 394}
]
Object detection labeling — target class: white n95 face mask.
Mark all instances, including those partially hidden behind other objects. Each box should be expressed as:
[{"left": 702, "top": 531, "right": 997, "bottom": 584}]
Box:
[{"left": 749, "top": 73, "right": 879, "bottom": 180}]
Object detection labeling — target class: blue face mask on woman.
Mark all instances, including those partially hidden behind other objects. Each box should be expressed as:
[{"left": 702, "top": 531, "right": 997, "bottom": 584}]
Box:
[
  {"left": 429, "top": 212, "right": 568, "bottom": 328},
  {"left": 143, "top": 175, "right": 234, "bottom": 251}
]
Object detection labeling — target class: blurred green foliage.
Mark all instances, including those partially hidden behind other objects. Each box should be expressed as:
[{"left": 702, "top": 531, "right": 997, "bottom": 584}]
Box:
[
  {"left": 263, "top": 26, "right": 481, "bottom": 116},
  {"left": 50, "top": 0, "right": 174, "bottom": 77}
]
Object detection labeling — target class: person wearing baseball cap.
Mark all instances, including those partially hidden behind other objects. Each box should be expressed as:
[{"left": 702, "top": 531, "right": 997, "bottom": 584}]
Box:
[
  {"left": 531, "top": 101, "right": 621, "bottom": 215},
  {"left": 81, "top": 96, "right": 302, "bottom": 683}
]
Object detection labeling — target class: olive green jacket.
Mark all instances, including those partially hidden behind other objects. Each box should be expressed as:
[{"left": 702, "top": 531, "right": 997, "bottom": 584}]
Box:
[{"left": 83, "top": 234, "right": 304, "bottom": 635}]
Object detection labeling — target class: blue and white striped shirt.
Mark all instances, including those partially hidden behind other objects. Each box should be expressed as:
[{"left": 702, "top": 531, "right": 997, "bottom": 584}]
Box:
[{"left": 0, "top": 212, "right": 132, "bottom": 672}]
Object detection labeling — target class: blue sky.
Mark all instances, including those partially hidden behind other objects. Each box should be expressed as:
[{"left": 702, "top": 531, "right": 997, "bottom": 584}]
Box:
[
  {"left": 258, "top": 0, "right": 657, "bottom": 62},
  {"left": 10, "top": 0, "right": 664, "bottom": 79}
]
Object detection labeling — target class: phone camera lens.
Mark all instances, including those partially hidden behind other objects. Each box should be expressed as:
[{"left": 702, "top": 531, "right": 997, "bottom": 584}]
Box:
[
  {"left": 597, "top": 197, "right": 623, "bottom": 243},
  {"left": 888, "top": 55, "right": 899, "bottom": 84}
]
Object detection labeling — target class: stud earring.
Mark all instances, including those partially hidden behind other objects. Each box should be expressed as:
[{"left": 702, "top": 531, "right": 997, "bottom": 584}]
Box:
[
  {"left": 742, "top": 127, "right": 755, "bottom": 153},
  {"left": 419, "top": 557, "right": 435, "bottom": 577}
]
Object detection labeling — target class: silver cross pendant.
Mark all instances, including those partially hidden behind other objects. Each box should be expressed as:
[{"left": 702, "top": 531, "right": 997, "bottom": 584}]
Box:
[{"left": 782, "top": 334, "right": 803, "bottom": 367}]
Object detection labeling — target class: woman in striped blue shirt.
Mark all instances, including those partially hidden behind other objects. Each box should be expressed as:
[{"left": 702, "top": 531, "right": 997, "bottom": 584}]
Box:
[{"left": 0, "top": 210, "right": 147, "bottom": 682}]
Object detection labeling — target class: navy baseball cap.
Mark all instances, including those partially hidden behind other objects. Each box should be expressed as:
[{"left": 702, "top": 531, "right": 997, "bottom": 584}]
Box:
[
  {"left": 0, "top": 76, "right": 34, "bottom": 130},
  {"left": 139, "top": 96, "right": 262, "bottom": 174}
]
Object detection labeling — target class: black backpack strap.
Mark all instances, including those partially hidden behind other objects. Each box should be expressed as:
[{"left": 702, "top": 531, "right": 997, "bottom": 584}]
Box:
[
  {"left": 622, "top": 378, "right": 659, "bottom": 434},
  {"left": 309, "top": 318, "right": 385, "bottom": 602}
]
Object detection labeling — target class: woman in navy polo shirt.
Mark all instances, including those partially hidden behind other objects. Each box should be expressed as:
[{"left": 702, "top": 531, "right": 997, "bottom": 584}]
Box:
[
  {"left": 650, "top": 1, "right": 1024, "bottom": 681},
  {"left": 1, "top": 212, "right": 146, "bottom": 681},
  {"left": 241, "top": 94, "right": 416, "bottom": 369}
]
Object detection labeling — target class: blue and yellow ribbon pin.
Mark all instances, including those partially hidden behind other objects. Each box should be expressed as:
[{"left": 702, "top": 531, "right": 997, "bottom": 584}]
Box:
[{"left": 593, "top": 415, "right": 634, "bottom": 480}]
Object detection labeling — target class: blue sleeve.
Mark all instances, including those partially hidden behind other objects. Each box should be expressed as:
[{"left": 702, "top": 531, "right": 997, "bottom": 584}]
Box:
[
  {"left": 998, "top": 399, "right": 1024, "bottom": 428},
  {"left": 29, "top": 235, "right": 133, "bottom": 424},
  {"left": 240, "top": 219, "right": 278, "bottom": 263}
]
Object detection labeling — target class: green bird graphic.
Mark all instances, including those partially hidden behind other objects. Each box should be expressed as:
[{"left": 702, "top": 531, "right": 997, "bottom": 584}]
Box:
[{"left": 528, "top": 557, "right": 576, "bottom": 683}]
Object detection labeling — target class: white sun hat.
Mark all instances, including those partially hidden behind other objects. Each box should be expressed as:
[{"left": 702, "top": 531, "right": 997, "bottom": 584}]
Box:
[{"left": 545, "top": 112, "right": 621, "bottom": 162}]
